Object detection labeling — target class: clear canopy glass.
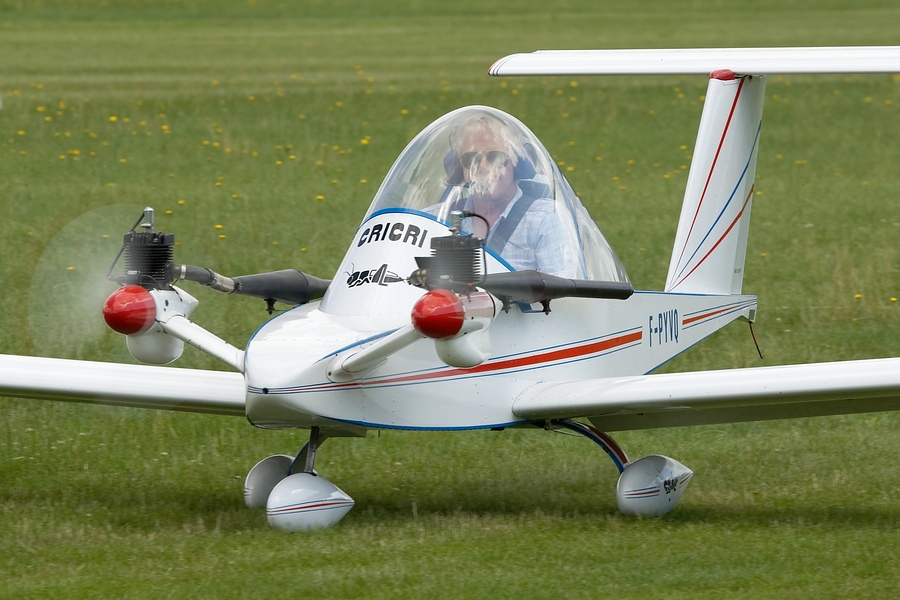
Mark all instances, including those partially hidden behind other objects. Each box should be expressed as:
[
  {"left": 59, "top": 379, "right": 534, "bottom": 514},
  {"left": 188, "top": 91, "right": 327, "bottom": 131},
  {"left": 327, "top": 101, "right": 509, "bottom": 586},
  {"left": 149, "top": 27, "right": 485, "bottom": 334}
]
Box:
[{"left": 362, "top": 105, "right": 629, "bottom": 282}]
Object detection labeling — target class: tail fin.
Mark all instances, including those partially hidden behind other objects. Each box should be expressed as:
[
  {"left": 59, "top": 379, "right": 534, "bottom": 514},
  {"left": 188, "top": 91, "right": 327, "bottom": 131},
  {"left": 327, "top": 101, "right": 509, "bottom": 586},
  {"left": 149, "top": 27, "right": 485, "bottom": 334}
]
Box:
[{"left": 665, "top": 72, "right": 766, "bottom": 294}]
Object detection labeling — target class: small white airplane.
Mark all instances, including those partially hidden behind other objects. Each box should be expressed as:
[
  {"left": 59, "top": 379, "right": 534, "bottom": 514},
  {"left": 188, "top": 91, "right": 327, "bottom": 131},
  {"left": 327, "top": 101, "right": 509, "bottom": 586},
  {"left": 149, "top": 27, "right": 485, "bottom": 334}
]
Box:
[{"left": 2, "top": 47, "right": 899, "bottom": 531}]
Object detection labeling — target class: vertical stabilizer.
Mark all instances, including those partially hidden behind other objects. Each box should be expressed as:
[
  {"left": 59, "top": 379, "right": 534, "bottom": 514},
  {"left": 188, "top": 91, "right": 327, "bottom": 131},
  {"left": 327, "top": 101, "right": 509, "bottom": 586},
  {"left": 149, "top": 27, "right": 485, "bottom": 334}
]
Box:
[{"left": 665, "top": 72, "right": 766, "bottom": 294}]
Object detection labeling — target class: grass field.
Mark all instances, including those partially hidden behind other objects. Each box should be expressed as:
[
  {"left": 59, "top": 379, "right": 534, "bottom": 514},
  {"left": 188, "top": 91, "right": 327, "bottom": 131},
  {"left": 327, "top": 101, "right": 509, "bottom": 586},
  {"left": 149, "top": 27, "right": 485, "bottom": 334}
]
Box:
[{"left": 1, "top": 1, "right": 898, "bottom": 598}]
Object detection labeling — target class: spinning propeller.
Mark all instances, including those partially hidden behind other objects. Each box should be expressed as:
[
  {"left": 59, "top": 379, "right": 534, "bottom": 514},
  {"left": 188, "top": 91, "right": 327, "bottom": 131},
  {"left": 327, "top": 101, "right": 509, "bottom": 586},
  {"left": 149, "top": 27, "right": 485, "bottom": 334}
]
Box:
[{"left": 99, "top": 207, "right": 330, "bottom": 368}]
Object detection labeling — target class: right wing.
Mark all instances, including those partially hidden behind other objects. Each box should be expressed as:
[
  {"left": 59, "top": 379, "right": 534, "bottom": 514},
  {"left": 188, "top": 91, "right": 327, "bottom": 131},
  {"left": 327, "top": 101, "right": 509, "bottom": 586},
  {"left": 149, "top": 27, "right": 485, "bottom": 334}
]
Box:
[
  {"left": 489, "top": 46, "right": 900, "bottom": 76},
  {"left": 512, "top": 358, "right": 900, "bottom": 431},
  {"left": 0, "top": 354, "right": 245, "bottom": 416}
]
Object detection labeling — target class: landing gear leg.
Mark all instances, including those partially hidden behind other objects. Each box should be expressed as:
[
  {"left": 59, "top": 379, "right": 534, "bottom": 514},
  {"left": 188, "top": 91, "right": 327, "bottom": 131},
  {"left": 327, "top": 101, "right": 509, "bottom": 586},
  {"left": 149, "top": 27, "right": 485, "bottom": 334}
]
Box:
[
  {"left": 243, "top": 427, "right": 330, "bottom": 509},
  {"left": 291, "top": 425, "right": 327, "bottom": 475},
  {"left": 553, "top": 418, "right": 630, "bottom": 473}
]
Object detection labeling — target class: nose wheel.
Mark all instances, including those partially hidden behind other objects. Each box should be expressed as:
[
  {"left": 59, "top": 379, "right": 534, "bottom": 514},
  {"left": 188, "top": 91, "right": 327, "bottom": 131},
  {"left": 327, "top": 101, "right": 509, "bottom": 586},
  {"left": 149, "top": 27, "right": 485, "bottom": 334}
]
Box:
[{"left": 243, "top": 426, "right": 355, "bottom": 531}]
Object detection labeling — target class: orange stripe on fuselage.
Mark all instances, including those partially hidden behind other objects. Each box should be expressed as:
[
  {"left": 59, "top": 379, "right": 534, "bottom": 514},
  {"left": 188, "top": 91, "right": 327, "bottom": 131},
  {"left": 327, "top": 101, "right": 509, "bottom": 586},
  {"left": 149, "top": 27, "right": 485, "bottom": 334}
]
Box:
[{"left": 361, "top": 329, "right": 644, "bottom": 386}]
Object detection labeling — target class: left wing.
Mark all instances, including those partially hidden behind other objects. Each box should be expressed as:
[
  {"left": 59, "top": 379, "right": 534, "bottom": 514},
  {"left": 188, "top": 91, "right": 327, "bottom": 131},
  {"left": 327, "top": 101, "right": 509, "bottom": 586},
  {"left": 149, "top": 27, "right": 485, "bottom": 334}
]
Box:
[
  {"left": 513, "top": 358, "right": 900, "bottom": 431},
  {"left": 0, "top": 354, "right": 245, "bottom": 416}
]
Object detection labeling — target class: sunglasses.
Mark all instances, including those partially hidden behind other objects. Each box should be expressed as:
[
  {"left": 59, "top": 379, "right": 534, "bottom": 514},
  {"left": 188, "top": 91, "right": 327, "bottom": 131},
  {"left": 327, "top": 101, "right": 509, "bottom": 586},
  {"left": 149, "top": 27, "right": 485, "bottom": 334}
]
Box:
[{"left": 460, "top": 150, "right": 510, "bottom": 170}]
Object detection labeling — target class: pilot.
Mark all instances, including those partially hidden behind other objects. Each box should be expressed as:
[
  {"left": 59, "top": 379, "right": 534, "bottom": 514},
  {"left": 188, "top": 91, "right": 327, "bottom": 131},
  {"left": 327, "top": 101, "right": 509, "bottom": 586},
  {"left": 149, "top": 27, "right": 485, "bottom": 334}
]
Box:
[{"left": 449, "top": 114, "right": 575, "bottom": 278}]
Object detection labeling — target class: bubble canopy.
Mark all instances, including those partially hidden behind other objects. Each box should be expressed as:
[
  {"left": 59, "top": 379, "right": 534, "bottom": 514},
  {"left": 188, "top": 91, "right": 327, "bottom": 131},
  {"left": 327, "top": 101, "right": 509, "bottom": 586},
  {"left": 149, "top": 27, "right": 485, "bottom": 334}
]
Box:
[{"left": 362, "top": 106, "right": 628, "bottom": 282}]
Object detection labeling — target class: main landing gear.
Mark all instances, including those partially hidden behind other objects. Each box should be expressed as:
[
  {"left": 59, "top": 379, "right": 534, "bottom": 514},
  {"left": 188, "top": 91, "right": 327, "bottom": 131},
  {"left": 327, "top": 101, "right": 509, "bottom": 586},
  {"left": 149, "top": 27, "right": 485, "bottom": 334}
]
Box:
[
  {"left": 552, "top": 418, "right": 693, "bottom": 516},
  {"left": 244, "top": 420, "right": 693, "bottom": 531},
  {"left": 243, "top": 426, "right": 355, "bottom": 531}
]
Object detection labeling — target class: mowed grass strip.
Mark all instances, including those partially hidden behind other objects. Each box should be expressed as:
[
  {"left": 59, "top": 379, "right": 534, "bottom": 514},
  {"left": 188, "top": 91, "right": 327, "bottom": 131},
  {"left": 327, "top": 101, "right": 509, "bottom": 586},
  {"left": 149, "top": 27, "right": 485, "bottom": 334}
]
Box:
[{"left": 1, "top": 2, "right": 898, "bottom": 598}]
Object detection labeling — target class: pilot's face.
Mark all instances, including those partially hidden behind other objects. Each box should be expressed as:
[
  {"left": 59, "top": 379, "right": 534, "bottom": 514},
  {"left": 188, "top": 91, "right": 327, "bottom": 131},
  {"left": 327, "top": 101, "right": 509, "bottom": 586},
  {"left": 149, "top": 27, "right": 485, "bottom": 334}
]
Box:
[{"left": 459, "top": 131, "right": 516, "bottom": 208}]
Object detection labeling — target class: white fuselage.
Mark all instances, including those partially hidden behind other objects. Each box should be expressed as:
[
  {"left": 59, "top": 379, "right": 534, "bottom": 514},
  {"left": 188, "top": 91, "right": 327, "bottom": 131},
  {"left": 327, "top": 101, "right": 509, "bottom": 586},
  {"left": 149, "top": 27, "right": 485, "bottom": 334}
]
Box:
[{"left": 244, "top": 211, "right": 756, "bottom": 432}]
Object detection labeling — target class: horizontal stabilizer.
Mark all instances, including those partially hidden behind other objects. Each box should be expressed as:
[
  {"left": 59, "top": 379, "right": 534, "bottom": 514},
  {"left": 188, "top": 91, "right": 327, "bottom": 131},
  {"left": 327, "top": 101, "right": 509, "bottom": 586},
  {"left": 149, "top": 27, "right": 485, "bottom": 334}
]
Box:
[
  {"left": 512, "top": 358, "right": 900, "bottom": 431},
  {"left": 490, "top": 46, "right": 900, "bottom": 77},
  {"left": 0, "top": 354, "right": 245, "bottom": 416}
]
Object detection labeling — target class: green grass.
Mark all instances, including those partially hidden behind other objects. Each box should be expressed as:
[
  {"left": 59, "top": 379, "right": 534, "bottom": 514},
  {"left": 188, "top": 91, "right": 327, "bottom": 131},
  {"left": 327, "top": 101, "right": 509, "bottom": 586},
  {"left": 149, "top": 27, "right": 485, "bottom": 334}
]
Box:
[{"left": 1, "top": 1, "right": 898, "bottom": 598}]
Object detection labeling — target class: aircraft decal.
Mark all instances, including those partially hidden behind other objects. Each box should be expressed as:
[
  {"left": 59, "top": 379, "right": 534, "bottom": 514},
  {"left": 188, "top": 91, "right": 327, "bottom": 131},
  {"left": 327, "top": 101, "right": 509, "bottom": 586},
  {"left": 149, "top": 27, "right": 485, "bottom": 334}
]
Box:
[
  {"left": 681, "top": 298, "right": 757, "bottom": 331},
  {"left": 247, "top": 326, "right": 643, "bottom": 395},
  {"left": 328, "top": 416, "right": 527, "bottom": 432},
  {"left": 621, "top": 472, "right": 693, "bottom": 500},
  {"left": 648, "top": 309, "right": 681, "bottom": 348},
  {"left": 345, "top": 263, "right": 403, "bottom": 288},
  {"left": 669, "top": 182, "right": 757, "bottom": 290},
  {"left": 671, "top": 76, "right": 748, "bottom": 274},
  {"left": 356, "top": 221, "right": 430, "bottom": 249},
  {"left": 266, "top": 499, "right": 355, "bottom": 517},
  {"left": 258, "top": 326, "right": 642, "bottom": 393}
]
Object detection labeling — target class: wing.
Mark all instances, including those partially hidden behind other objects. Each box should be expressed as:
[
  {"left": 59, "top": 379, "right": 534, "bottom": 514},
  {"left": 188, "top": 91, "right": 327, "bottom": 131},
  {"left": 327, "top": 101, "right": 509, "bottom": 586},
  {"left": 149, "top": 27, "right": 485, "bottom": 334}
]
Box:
[
  {"left": 512, "top": 358, "right": 900, "bottom": 431},
  {"left": 0, "top": 354, "right": 245, "bottom": 416},
  {"left": 489, "top": 46, "right": 900, "bottom": 76}
]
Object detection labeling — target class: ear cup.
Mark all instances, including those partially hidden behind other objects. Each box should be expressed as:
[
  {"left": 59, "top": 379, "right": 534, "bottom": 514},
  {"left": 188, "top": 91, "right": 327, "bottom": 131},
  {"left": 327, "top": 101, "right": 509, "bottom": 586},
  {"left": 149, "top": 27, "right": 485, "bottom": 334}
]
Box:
[
  {"left": 444, "top": 150, "right": 466, "bottom": 185},
  {"left": 512, "top": 156, "right": 535, "bottom": 180},
  {"left": 513, "top": 143, "right": 538, "bottom": 179}
]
